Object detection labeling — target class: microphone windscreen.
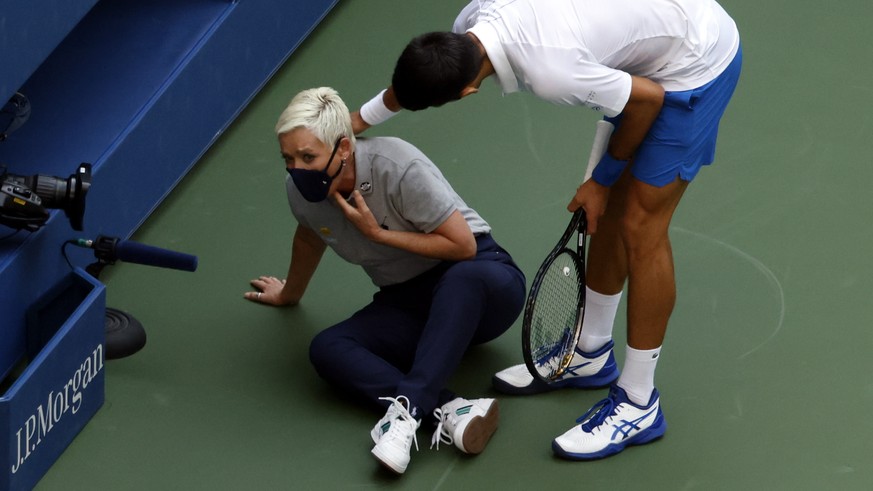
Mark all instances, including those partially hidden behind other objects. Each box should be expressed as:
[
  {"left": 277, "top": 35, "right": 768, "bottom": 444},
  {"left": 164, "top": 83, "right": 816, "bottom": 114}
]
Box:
[{"left": 114, "top": 240, "right": 198, "bottom": 272}]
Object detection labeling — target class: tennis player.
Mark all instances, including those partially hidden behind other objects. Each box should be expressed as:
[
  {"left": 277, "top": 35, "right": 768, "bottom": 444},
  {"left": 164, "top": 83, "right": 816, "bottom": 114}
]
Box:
[
  {"left": 245, "top": 87, "right": 525, "bottom": 474},
  {"left": 350, "top": 0, "right": 742, "bottom": 460}
]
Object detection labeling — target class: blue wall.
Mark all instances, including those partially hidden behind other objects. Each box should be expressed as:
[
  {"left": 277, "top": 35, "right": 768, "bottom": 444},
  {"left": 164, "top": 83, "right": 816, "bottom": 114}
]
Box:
[
  {"left": 0, "top": 0, "right": 101, "bottom": 103},
  {"left": 0, "top": 0, "right": 337, "bottom": 380}
]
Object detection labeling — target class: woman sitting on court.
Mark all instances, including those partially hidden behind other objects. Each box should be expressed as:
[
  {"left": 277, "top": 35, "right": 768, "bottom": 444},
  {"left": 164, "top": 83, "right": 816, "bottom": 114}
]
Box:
[{"left": 244, "top": 87, "right": 525, "bottom": 475}]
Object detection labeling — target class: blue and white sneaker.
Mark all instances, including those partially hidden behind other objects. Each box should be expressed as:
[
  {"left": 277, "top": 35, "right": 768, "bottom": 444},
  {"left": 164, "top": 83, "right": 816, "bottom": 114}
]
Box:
[
  {"left": 552, "top": 385, "right": 666, "bottom": 460},
  {"left": 491, "top": 340, "right": 619, "bottom": 395}
]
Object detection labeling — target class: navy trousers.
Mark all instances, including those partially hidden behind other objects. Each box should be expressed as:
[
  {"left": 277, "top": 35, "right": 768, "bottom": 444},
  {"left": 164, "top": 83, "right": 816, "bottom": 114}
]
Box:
[{"left": 309, "top": 234, "right": 526, "bottom": 417}]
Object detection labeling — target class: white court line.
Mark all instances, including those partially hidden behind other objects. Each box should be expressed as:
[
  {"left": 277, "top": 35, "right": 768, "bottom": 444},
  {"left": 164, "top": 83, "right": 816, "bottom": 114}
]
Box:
[
  {"left": 519, "top": 99, "right": 546, "bottom": 170},
  {"left": 672, "top": 227, "right": 786, "bottom": 359},
  {"left": 431, "top": 458, "right": 458, "bottom": 491}
]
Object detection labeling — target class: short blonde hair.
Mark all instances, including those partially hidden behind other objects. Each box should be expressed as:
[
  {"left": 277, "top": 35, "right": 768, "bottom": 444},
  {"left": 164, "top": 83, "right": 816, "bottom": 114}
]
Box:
[{"left": 275, "top": 87, "right": 355, "bottom": 148}]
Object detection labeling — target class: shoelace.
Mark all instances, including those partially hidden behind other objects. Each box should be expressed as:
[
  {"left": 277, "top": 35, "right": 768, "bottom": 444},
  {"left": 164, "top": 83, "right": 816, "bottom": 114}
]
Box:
[
  {"left": 533, "top": 328, "right": 574, "bottom": 367},
  {"left": 576, "top": 393, "right": 618, "bottom": 433},
  {"left": 378, "top": 396, "right": 419, "bottom": 451},
  {"left": 430, "top": 407, "right": 454, "bottom": 450}
]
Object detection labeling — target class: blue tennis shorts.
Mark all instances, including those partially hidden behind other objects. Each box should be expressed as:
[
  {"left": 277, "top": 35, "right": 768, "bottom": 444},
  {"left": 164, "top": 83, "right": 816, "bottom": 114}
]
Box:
[{"left": 606, "top": 44, "right": 743, "bottom": 187}]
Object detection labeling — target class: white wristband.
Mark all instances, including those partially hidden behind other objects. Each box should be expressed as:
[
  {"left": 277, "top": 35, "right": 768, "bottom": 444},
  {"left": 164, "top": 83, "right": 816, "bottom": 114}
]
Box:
[{"left": 359, "top": 89, "right": 398, "bottom": 126}]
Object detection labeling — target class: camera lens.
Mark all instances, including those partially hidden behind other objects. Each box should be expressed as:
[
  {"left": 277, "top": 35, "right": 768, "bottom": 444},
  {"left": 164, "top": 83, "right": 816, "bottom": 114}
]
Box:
[
  {"left": 27, "top": 175, "right": 71, "bottom": 208},
  {"left": 20, "top": 164, "right": 91, "bottom": 230}
]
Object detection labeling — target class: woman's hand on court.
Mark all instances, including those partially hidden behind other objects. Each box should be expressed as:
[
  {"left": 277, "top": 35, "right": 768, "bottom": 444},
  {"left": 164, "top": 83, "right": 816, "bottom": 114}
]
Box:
[
  {"left": 245, "top": 275, "right": 294, "bottom": 306},
  {"left": 567, "top": 179, "right": 610, "bottom": 234}
]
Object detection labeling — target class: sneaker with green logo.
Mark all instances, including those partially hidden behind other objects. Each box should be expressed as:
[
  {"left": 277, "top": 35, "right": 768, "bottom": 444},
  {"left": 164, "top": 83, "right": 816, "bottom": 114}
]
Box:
[
  {"left": 431, "top": 397, "right": 499, "bottom": 454},
  {"left": 371, "top": 396, "right": 421, "bottom": 474}
]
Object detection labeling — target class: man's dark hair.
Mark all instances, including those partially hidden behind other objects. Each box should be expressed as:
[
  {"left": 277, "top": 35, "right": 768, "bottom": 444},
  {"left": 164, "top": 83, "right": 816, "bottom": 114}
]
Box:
[{"left": 391, "top": 32, "right": 482, "bottom": 111}]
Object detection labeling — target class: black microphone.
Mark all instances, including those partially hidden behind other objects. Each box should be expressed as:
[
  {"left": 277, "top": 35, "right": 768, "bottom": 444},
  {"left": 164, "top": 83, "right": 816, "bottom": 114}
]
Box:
[{"left": 74, "top": 235, "right": 198, "bottom": 272}]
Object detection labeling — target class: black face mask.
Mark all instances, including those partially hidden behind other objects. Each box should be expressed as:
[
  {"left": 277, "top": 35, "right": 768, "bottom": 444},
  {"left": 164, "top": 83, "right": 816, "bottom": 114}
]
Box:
[{"left": 287, "top": 138, "right": 344, "bottom": 202}]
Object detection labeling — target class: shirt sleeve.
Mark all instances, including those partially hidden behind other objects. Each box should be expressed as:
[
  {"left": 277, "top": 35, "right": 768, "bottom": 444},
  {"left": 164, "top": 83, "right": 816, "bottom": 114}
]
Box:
[
  {"left": 395, "top": 161, "right": 457, "bottom": 234},
  {"left": 453, "top": 1, "right": 480, "bottom": 33}
]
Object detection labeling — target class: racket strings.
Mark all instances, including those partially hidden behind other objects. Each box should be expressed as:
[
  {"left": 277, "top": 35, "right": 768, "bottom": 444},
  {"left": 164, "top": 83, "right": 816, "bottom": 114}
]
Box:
[{"left": 528, "top": 252, "right": 582, "bottom": 379}]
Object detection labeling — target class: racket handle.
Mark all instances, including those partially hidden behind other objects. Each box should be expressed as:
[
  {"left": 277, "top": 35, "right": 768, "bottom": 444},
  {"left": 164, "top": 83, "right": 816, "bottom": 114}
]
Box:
[{"left": 583, "top": 120, "right": 615, "bottom": 182}]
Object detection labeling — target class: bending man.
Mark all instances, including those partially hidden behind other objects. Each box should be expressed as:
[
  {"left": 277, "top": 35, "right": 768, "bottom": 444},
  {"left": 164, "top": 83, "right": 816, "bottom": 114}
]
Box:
[{"left": 351, "top": 0, "right": 742, "bottom": 460}]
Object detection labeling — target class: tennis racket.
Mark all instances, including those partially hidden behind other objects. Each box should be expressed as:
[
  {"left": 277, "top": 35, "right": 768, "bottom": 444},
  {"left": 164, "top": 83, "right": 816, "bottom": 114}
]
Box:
[{"left": 522, "top": 120, "right": 613, "bottom": 382}]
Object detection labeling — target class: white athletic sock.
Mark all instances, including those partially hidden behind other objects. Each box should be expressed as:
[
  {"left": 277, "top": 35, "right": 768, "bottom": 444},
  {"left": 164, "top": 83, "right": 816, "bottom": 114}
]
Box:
[
  {"left": 577, "top": 287, "right": 622, "bottom": 353},
  {"left": 617, "top": 345, "right": 661, "bottom": 406}
]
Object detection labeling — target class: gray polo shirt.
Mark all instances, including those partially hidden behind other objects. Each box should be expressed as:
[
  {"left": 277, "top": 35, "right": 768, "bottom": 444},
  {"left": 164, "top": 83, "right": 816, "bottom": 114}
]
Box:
[{"left": 286, "top": 137, "right": 491, "bottom": 287}]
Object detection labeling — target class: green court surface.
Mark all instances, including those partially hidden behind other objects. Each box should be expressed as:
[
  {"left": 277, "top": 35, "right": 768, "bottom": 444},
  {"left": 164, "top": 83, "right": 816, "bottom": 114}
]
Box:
[{"left": 36, "top": 1, "right": 873, "bottom": 489}]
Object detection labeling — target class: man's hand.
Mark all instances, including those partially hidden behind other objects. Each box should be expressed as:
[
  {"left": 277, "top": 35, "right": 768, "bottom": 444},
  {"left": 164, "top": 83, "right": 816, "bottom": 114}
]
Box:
[{"left": 567, "top": 179, "right": 611, "bottom": 234}]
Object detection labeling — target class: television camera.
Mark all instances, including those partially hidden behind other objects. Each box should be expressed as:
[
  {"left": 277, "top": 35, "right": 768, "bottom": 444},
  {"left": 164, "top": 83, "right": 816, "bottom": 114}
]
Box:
[
  {"left": 0, "top": 163, "right": 92, "bottom": 231},
  {"left": 1, "top": 93, "right": 92, "bottom": 232}
]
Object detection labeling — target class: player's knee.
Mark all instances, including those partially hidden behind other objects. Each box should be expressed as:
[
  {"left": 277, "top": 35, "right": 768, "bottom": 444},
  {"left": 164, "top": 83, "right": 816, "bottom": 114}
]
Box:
[
  {"left": 619, "top": 211, "right": 668, "bottom": 254},
  {"left": 308, "top": 330, "right": 336, "bottom": 373}
]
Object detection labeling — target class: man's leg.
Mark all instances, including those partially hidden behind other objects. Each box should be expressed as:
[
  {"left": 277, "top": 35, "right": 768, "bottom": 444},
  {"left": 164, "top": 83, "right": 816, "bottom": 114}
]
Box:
[
  {"left": 585, "top": 168, "right": 632, "bottom": 296},
  {"left": 551, "top": 175, "right": 685, "bottom": 461},
  {"left": 621, "top": 175, "right": 688, "bottom": 350},
  {"left": 579, "top": 170, "right": 687, "bottom": 368}
]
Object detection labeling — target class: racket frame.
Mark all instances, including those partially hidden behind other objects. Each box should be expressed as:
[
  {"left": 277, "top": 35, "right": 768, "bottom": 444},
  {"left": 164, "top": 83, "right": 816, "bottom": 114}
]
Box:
[{"left": 521, "top": 209, "right": 587, "bottom": 382}]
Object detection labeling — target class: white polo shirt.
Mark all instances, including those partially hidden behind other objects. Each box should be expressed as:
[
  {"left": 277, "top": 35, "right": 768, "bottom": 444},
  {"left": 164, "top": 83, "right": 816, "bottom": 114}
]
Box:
[
  {"left": 454, "top": 0, "right": 740, "bottom": 117},
  {"left": 286, "top": 137, "right": 491, "bottom": 287}
]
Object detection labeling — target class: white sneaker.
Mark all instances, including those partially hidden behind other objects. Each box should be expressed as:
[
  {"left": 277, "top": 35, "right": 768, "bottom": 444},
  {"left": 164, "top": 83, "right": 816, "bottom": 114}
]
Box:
[
  {"left": 431, "top": 398, "right": 499, "bottom": 454},
  {"left": 492, "top": 340, "right": 619, "bottom": 395},
  {"left": 371, "top": 396, "right": 421, "bottom": 474},
  {"left": 552, "top": 385, "right": 666, "bottom": 460}
]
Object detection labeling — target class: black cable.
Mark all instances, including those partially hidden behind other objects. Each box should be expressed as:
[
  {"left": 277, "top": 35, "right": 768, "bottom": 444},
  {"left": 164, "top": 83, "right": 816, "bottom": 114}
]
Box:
[{"left": 61, "top": 239, "right": 78, "bottom": 271}]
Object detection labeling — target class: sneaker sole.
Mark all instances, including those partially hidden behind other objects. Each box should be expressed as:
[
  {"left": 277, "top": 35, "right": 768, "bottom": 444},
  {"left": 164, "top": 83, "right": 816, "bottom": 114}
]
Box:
[
  {"left": 457, "top": 400, "right": 500, "bottom": 454},
  {"left": 491, "top": 367, "right": 619, "bottom": 395},
  {"left": 371, "top": 446, "right": 408, "bottom": 474},
  {"left": 551, "top": 412, "right": 667, "bottom": 461}
]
